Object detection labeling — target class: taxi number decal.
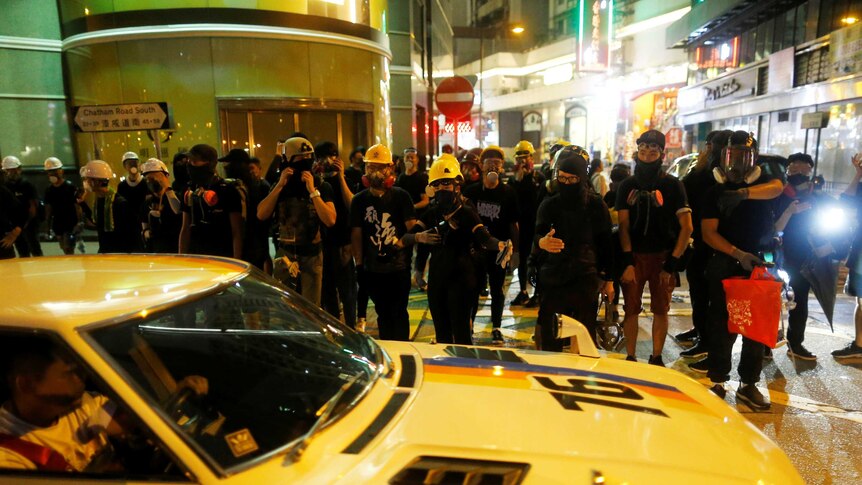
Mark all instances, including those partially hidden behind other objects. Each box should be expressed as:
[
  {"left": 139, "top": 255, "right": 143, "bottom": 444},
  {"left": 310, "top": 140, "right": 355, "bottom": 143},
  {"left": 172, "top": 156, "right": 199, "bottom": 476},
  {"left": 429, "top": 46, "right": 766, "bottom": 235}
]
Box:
[{"left": 534, "top": 376, "right": 669, "bottom": 417}]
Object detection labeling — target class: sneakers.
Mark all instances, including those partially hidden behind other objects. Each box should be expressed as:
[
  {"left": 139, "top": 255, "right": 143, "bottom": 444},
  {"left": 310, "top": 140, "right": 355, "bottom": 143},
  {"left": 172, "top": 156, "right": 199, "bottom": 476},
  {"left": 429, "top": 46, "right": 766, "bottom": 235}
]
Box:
[
  {"left": 680, "top": 343, "right": 708, "bottom": 359},
  {"left": 763, "top": 347, "right": 772, "bottom": 360},
  {"left": 674, "top": 328, "right": 698, "bottom": 344},
  {"left": 491, "top": 329, "right": 504, "bottom": 345},
  {"left": 479, "top": 288, "right": 490, "bottom": 298},
  {"left": 525, "top": 295, "right": 539, "bottom": 308},
  {"left": 625, "top": 355, "right": 637, "bottom": 362},
  {"left": 412, "top": 273, "right": 428, "bottom": 292},
  {"left": 787, "top": 344, "right": 817, "bottom": 361},
  {"left": 688, "top": 358, "right": 709, "bottom": 374},
  {"left": 736, "top": 384, "right": 771, "bottom": 411},
  {"left": 648, "top": 354, "right": 665, "bottom": 367},
  {"left": 832, "top": 342, "right": 862, "bottom": 360},
  {"left": 511, "top": 291, "right": 530, "bottom": 306},
  {"left": 774, "top": 329, "right": 787, "bottom": 348},
  {"left": 356, "top": 318, "right": 367, "bottom": 333},
  {"left": 709, "top": 383, "right": 727, "bottom": 399}
]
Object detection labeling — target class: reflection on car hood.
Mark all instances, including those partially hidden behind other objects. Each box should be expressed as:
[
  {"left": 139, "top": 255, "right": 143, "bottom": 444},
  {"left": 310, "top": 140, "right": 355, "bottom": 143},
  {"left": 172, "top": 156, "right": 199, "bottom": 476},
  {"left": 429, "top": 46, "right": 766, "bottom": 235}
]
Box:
[{"left": 366, "top": 341, "right": 802, "bottom": 484}]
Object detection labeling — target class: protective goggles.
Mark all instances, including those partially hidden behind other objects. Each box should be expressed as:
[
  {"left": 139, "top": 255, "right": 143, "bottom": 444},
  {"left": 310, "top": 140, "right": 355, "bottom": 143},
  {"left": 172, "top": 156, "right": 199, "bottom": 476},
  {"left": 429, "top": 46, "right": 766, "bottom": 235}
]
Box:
[
  {"left": 556, "top": 174, "right": 579, "bottom": 184},
  {"left": 482, "top": 158, "right": 504, "bottom": 171},
  {"left": 722, "top": 147, "right": 756, "bottom": 178},
  {"left": 637, "top": 143, "right": 662, "bottom": 151},
  {"left": 430, "top": 179, "right": 456, "bottom": 188}
]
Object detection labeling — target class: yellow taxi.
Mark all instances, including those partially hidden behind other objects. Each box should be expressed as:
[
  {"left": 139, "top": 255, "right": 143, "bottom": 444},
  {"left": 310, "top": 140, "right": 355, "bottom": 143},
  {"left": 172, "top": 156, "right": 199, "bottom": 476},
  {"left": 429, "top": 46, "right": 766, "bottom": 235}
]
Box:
[{"left": 0, "top": 255, "right": 802, "bottom": 484}]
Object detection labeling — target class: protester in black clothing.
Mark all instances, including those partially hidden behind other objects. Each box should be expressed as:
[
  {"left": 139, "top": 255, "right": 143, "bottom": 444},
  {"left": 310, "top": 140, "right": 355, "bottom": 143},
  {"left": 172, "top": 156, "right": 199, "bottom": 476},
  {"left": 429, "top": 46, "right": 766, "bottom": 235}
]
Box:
[
  {"left": 43, "top": 157, "right": 80, "bottom": 255},
  {"left": 315, "top": 141, "right": 358, "bottom": 329},
  {"left": 140, "top": 159, "right": 182, "bottom": 253},
  {"left": 508, "top": 140, "right": 546, "bottom": 306},
  {"left": 221, "top": 148, "right": 271, "bottom": 270},
  {"left": 463, "top": 146, "right": 520, "bottom": 344},
  {"left": 2, "top": 156, "right": 41, "bottom": 257},
  {"left": 350, "top": 144, "right": 417, "bottom": 340},
  {"left": 603, "top": 163, "right": 631, "bottom": 318},
  {"left": 616, "top": 130, "right": 693, "bottom": 366},
  {"left": 396, "top": 148, "right": 431, "bottom": 291},
  {"left": 117, "top": 152, "right": 149, "bottom": 252},
  {"left": 682, "top": 131, "right": 785, "bottom": 366},
  {"left": 833, "top": 153, "right": 862, "bottom": 360},
  {"left": 171, "top": 152, "right": 190, "bottom": 194},
  {"left": 248, "top": 157, "right": 273, "bottom": 274},
  {"left": 533, "top": 147, "right": 614, "bottom": 351},
  {"left": 459, "top": 148, "right": 483, "bottom": 188},
  {"left": 0, "top": 181, "right": 23, "bottom": 259},
  {"left": 344, "top": 146, "right": 367, "bottom": 194},
  {"left": 80, "top": 160, "right": 137, "bottom": 253},
  {"left": 179, "top": 144, "right": 244, "bottom": 259},
  {"left": 409, "top": 154, "right": 512, "bottom": 345},
  {"left": 259, "top": 138, "right": 336, "bottom": 306},
  {"left": 701, "top": 131, "right": 775, "bottom": 409}
]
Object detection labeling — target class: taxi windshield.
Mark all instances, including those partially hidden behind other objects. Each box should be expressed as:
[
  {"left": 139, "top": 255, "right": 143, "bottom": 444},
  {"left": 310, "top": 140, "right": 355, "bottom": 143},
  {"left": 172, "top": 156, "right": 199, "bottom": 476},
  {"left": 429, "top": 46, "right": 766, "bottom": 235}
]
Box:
[{"left": 84, "top": 270, "right": 382, "bottom": 472}]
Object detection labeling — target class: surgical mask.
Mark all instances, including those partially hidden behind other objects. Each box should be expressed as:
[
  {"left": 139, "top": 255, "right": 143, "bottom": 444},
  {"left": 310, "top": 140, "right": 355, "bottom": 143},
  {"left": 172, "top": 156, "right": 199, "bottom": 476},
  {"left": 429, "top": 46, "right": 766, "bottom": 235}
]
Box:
[
  {"left": 787, "top": 174, "right": 810, "bottom": 187},
  {"left": 187, "top": 164, "right": 214, "bottom": 186},
  {"left": 404, "top": 161, "right": 414, "bottom": 171},
  {"left": 435, "top": 189, "right": 458, "bottom": 212},
  {"left": 147, "top": 179, "right": 163, "bottom": 194},
  {"left": 48, "top": 175, "right": 59, "bottom": 185}
]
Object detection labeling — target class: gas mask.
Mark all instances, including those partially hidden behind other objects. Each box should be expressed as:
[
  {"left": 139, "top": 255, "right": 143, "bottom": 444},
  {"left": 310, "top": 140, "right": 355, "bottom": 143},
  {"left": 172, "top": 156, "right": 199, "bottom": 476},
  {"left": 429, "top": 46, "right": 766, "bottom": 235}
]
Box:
[
  {"left": 48, "top": 175, "right": 59, "bottom": 185},
  {"left": 434, "top": 189, "right": 458, "bottom": 212},
  {"left": 187, "top": 164, "right": 215, "bottom": 186},
  {"left": 714, "top": 146, "right": 760, "bottom": 184},
  {"left": 147, "top": 179, "right": 163, "bottom": 194}
]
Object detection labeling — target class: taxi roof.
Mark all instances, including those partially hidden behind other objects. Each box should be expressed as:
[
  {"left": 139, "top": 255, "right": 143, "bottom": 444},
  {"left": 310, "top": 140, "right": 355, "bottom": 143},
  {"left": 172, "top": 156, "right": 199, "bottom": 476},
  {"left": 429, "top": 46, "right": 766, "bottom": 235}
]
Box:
[{"left": 0, "top": 255, "right": 249, "bottom": 331}]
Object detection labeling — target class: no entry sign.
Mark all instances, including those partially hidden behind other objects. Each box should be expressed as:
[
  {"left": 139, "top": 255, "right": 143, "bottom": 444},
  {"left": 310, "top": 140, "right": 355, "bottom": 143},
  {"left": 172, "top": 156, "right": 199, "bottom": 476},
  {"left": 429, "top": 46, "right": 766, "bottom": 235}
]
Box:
[{"left": 435, "top": 76, "right": 475, "bottom": 120}]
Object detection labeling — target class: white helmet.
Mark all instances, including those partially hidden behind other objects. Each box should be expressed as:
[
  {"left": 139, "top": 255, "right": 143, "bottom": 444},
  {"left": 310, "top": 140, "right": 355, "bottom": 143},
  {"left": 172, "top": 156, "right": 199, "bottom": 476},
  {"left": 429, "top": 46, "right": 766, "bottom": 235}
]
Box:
[
  {"left": 2, "top": 156, "right": 21, "bottom": 170},
  {"left": 80, "top": 160, "right": 115, "bottom": 180},
  {"left": 122, "top": 151, "right": 139, "bottom": 163},
  {"left": 141, "top": 158, "right": 169, "bottom": 175},
  {"left": 44, "top": 157, "right": 63, "bottom": 171}
]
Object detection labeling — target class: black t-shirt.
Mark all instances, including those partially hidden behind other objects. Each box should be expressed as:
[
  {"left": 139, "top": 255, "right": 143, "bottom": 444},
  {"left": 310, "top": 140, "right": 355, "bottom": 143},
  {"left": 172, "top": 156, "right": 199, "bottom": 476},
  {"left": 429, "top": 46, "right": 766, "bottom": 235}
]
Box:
[
  {"left": 344, "top": 166, "right": 365, "bottom": 195},
  {"left": 508, "top": 170, "right": 545, "bottom": 226},
  {"left": 143, "top": 191, "right": 183, "bottom": 253},
  {"left": 702, "top": 180, "right": 775, "bottom": 254},
  {"left": 321, "top": 175, "right": 352, "bottom": 248},
  {"left": 396, "top": 172, "right": 429, "bottom": 204},
  {"left": 462, "top": 182, "right": 519, "bottom": 240},
  {"left": 350, "top": 187, "right": 416, "bottom": 273},
  {"left": 273, "top": 179, "right": 334, "bottom": 248},
  {"left": 0, "top": 184, "right": 23, "bottom": 234},
  {"left": 95, "top": 193, "right": 136, "bottom": 253},
  {"left": 683, "top": 168, "right": 717, "bottom": 246},
  {"left": 117, "top": 180, "right": 149, "bottom": 218},
  {"left": 615, "top": 173, "right": 689, "bottom": 253},
  {"left": 419, "top": 199, "right": 488, "bottom": 283},
  {"left": 6, "top": 179, "right": 37, "bottom": 222},
  {"left": 182, "top": 177, "right": 243, "bottom": 257},
  {"left": 535, "top": 192, "right": 613, "bottom": 285},
  {"left": 44, "top": 181, "right": 78, "bottom": 234}
]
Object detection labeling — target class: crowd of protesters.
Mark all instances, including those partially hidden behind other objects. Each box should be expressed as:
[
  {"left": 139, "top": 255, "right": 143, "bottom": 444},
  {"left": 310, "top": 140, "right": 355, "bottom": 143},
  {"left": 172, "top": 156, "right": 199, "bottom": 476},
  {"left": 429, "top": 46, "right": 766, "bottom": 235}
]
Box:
[{"left": 4, "top": 126, "right": 862, "bottom": 409}]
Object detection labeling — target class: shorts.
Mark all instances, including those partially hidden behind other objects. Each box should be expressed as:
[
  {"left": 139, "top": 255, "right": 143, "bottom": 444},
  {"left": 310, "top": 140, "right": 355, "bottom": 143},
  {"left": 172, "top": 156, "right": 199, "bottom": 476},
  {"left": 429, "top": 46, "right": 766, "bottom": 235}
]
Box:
[
  {"left": 622, "top": 251, "right": 674, "bottom": 316},
  {"left": 846, "top": 271, "right": 862, "bottom": 297}
]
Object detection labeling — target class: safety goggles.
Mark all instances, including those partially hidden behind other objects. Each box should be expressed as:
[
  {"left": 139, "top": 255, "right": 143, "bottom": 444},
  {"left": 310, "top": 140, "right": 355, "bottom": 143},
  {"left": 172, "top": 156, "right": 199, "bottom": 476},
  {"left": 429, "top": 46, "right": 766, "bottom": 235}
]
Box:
[
  {"left": 482, "top": 158, "right": 503, "bottom": 171},
  {"left": 556, "top": 174, "right": 579, "bottom": 185},
  {"left": 430, "top": 179, "right": 456, "bottom": 188},
  {"left": 637, "top": 143, "right": 662, "bottom": 151}
]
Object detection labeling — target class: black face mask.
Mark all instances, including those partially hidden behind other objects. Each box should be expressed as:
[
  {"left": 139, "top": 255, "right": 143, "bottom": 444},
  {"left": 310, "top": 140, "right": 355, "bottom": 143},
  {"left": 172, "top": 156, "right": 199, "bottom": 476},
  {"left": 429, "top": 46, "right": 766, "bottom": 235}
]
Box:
[
  {"left": 147, "top": 179, "right": 163, "bottom": 194},
  {"left": 634, "top": 159, "right": 662, "bottom": 187},
  {"left": 787, "top": 174, "right": 810, "bottom": 186},
  {"left": 558, "top": 183, "right": 583, "bottom": 205},
  {"left": 434, "top": 190, "right": 458, "bottom": 212},
  {"left": 187, "top": 164, "right": 215, "bottom": 186}
]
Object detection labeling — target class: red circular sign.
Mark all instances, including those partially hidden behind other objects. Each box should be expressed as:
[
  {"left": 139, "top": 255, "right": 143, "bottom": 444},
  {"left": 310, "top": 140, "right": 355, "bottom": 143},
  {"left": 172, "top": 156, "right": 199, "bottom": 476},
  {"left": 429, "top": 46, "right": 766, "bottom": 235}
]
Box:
[{"left": 435, "top": 76, "right": 475, "bottom": 120}]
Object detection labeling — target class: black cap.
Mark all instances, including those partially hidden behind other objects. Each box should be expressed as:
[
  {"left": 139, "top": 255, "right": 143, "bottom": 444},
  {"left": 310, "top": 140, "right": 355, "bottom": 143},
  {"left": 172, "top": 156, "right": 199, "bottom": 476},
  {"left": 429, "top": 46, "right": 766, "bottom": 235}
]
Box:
[
  {"left": 728, "top": 130, "right": 757, "bottom": 149},
  {"left": 555, "top": 147, "right": 589, "bottom": 181},
  {"left": 218, "top": 148, "right": 251, "bottom": 164},
  {"left": 636, "top": 130, "right": 666, "bottom": 150},
  {"left": 189, "top": 144, "right": 218, "bottom": 164},
  {"left": 787, "top": 152, "right": 814, "bottom": 166}
]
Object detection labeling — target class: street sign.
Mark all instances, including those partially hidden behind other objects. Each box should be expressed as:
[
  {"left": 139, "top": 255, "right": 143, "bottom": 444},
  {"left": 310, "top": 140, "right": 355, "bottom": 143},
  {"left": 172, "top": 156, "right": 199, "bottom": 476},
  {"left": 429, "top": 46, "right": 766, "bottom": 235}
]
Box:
[
  {"left": 435, "top": 76, "right": 475, "bottom": 120},
  {"left": 73, "top": 102, "right": 172, "bottom": 132},
  {"left": 666, "top": 127, "right": 684, "bottom": 149},
  {"left": 801, "top": 112, "right": 830, "bottom": 129}
]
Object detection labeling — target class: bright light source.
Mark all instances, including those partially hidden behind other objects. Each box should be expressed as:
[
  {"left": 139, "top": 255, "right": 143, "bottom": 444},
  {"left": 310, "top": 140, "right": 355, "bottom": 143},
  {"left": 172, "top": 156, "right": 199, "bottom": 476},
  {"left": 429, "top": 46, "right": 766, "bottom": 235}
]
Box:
[
  {"left": 511, "top": 25, "right": 525, "bottom": 34},
  {"left": 719, "top": 43, "right": 731, "bottom": 60},
  {"left": 818, "top": 207, "right": 849, "bottom": 234},
  {"left": 842, "top": 17, "right": 859, "bottom": 25}
]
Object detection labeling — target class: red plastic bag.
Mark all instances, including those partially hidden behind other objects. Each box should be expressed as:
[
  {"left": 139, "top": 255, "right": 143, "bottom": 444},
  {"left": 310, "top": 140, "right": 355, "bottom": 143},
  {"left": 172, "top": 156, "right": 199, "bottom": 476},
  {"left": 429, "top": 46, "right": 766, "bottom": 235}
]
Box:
[{"left": 722, "top": 267, "right": 783, "bottom": 348}]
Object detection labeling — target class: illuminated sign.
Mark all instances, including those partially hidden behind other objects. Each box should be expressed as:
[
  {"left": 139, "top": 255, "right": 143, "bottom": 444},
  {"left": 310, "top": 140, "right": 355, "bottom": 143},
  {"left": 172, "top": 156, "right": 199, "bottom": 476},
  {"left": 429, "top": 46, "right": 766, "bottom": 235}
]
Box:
[
  {"left": 695, "top": 37, "right": 739, "bottom": 69},
  {"left": 578, "top": 0, "right": 610, "bottom": 72}
]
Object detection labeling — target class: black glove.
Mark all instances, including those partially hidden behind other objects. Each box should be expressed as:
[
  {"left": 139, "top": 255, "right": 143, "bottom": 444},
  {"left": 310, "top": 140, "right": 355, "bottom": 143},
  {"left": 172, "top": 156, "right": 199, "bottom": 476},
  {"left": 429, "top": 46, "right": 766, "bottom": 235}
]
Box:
[{"left": 718, "top": 188, "right": 749, "bottom": 216}]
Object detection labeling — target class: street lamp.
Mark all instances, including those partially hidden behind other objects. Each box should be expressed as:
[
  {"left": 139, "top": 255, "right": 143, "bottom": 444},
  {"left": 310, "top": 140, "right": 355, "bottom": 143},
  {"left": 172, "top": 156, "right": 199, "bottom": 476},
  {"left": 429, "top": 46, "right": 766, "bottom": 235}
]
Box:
[{"left": 452, "top": 24, "right": 525, "bottom": 145}]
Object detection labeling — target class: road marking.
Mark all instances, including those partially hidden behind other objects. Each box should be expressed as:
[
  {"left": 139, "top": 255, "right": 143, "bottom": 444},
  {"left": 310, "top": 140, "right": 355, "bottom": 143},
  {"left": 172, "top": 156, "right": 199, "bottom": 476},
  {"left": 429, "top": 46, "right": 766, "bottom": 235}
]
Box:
[{"left": 725, "top": 380, "right": 862, "bottom": 424}]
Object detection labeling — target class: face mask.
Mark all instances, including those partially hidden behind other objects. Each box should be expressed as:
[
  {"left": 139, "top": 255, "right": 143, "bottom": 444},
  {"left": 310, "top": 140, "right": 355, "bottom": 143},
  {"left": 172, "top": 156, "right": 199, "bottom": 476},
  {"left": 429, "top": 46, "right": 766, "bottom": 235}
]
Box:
[
  {"left": 129, "top": 166, "right": 139, "bottom": 175},
  {"left": 787, "top": 174, "right": 810, "bottom": 187},
  {"left": 48, "top": 175, "right": 59, "bottom": 184},
  {"left": 5, "top": 172, "right": 19, "bottom": 182},
  {"left": 485, "top": 171, "right": 499, "bottom": 185},
  {"left": 558, "top": 183, "right": 583, "bottom": 205},
  {"left": 435, "top": 189, "right": 458, "bottom": 212},
  {"left": 634, "top": 159, "right": 662, "bottom": 187},
  {"left": 404, "top": 161, "right": 414, "bottom": 171},
  {"left": 368, "top": 172, "right": 387, "bottom": 189},
  {"left": 187, "top": 164, "right": 214, "bottom": 186},
  {"left": 292, "top": 158, "right": 314, "bottom": 173},
  {"left": 147, "top": 179, "right": 163, "bottom": 194}
]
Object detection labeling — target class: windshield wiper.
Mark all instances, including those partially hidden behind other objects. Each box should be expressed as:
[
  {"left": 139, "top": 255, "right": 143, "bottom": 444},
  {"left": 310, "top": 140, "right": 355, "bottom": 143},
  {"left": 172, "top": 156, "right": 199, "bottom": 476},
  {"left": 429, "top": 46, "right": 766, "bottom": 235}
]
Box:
[{"left": 283, "top": 373, "right": 363, "bottom": 464}]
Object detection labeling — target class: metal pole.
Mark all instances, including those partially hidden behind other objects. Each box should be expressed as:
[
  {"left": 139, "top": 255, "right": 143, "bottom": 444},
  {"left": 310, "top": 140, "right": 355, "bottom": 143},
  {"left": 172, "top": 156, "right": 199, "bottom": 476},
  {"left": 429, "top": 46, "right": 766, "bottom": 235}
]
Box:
[
  {"left": 91, "top": 133, "right": 101, "bottom": 159},
  {"left": 454, "top": 117, "right": 459, "bottom": 155},
  {"left": 478, "top": 29, "right": 484, "bottom": 146},
  {"left": 152, "top": 130, "right": 162, "bottom": 160},
  {"left": 814, "top": 128, "right": 822, "bottom": 177}
]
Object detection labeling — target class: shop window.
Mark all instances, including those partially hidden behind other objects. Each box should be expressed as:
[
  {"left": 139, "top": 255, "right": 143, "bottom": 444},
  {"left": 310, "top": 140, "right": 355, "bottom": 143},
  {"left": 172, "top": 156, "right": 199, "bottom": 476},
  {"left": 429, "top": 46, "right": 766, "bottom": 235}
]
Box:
[{"left": 814, "top": 102, "right": 862, "bottom": 191}]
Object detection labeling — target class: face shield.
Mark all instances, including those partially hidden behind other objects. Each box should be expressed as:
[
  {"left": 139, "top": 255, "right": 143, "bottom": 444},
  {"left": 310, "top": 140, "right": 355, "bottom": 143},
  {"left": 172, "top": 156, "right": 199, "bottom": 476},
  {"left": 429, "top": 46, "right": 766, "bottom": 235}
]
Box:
[{"left": 722, "top": 146, "right": 758, "bottom": 184}]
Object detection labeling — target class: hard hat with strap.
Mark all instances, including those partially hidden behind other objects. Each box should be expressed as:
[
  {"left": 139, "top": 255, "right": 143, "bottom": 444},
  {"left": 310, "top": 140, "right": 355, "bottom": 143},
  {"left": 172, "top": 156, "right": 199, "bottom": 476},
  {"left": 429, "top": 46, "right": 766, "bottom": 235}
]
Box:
[{"left": 428, "top": 153, "right": 462, "bottom": 184}]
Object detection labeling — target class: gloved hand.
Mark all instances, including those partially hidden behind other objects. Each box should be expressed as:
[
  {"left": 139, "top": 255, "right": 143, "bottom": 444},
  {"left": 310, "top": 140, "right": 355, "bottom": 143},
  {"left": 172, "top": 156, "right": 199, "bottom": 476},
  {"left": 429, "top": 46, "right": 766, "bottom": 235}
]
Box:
[
  {"left": 415, "top": 230, "right": 442, "bottom": 245},
  {"left": 496, "top": 239, "right": 514, "bottom": 268},
  {"left": 278, "top": 255, "right": 301, "bottom": 278},
  {"left": 718, "top": 188, "right": 749, "bottom": 216},
  {"left": 510, "top": 251, "right": 520, "bottom": 271},
  {"left": 732, "top": 247, "right": 763, "bottom": 271}
]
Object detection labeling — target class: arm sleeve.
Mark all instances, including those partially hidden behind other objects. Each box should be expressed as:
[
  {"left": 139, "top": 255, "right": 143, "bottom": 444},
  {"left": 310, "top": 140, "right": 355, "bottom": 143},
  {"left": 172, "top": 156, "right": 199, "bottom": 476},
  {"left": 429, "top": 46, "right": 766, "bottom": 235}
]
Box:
[{"left": 464, "top": 208, "right": 500, "bottom": 250}]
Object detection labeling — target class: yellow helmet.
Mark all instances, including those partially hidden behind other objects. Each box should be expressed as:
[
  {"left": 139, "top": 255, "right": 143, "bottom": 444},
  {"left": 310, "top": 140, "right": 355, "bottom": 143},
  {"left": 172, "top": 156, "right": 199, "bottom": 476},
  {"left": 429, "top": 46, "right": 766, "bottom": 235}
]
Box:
[
  {"left": 428, "top": 154, "right": 462, "bottom": 183},
  {"left": 514, "top": 140, "right": 535, "bottom": 156},
  {"left": 364, "top": 144, "right": 393, "bottom": 165}
]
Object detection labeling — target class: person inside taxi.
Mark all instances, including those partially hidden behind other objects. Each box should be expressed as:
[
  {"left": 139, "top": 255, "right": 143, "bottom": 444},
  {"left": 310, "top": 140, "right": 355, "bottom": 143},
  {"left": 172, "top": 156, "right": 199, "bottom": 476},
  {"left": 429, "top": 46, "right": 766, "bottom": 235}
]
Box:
[{"left": 0, "top": 336, "right": 207, "bottom": 473}]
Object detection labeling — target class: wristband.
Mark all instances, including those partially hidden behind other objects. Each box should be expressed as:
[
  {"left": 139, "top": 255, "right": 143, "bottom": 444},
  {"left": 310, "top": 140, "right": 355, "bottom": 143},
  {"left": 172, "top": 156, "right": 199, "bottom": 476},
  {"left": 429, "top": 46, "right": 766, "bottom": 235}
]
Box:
[
  {"left": 309, "top": 190, "right": 321, "bottom": 199},
  {"left": 621, "top": 251, "right": 634, "bottom": 268},
  {"left": 662, "top": 255, "right": 679, "bottom": 274}
]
